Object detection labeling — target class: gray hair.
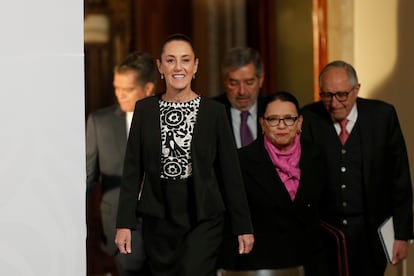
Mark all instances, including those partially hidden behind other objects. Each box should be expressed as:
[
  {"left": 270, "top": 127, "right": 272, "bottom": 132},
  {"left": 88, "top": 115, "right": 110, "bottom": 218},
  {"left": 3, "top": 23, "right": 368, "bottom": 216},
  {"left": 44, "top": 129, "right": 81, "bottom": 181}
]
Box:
[
  {"left": 319, "top": 60, "right": 358, "bottom": 87},
  {"left": 221, "top": 47, "right": 264, "bottom": 77}
]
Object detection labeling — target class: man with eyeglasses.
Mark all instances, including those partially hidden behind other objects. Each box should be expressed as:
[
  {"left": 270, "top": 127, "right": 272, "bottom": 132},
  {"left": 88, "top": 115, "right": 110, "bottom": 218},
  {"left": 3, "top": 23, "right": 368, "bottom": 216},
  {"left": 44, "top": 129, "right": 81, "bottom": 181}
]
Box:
[
  {"left": 301, "top": 60, "right": 413, "bottom": 275},
  {"left": 214, "top": 47, "right": 265, "bottom": 148}
]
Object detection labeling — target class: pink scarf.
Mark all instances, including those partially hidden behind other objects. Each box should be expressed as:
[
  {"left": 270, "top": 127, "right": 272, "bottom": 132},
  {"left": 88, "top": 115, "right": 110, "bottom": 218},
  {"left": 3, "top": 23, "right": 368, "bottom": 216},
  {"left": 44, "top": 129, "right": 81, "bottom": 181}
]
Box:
[{"left": 264, "top": 134, "right": 301, "bottom": 200}]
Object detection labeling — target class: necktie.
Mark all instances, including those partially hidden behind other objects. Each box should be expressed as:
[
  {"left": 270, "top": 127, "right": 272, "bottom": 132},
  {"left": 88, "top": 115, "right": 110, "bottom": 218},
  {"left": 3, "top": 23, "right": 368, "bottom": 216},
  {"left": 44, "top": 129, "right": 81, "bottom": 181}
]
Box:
[
  {"left": 240, "top": 111, "right": 253, "bottom": 147},
  {"left": 339, "top": 119, "right": 349, "bottom": 145}
]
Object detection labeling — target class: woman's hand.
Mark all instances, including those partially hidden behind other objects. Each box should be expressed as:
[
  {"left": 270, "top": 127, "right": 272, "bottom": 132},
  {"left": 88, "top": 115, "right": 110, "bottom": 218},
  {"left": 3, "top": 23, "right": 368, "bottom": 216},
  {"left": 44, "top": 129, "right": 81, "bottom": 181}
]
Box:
[{"left": 115, "top": 228, "right": 132, "bottom": 254}]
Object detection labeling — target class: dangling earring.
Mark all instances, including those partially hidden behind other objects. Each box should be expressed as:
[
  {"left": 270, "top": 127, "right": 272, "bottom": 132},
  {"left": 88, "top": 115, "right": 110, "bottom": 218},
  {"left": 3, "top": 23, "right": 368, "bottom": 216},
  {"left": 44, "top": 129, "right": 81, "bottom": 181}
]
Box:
[
  {"left": 297, "top": 129, "right": 302, "bottom": 134},
  {"left": 192, "top": 74, "right": 196, "bottom": 79},
  {"left": 161, "top": 73, "right": 164, "bottom": 79}
]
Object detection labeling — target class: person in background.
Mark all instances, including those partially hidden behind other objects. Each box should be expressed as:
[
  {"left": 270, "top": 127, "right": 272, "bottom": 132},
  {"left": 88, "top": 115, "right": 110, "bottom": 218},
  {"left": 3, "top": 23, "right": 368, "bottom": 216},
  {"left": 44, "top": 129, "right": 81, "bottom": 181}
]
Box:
[
  {"left": 115, "top": 33, "right": 254, "bottom": 276},
  {"left": 301, "top": 60, "right": 413, "bottom": 275},
  {"left": 219, "top": 91, "right": 328, "bottom": 275},
  {"left": 214, "top": 47, "right": 265, "bottom": 148},
  {"left": 86, "top": 51, "right": 157, "bottom": 276}
]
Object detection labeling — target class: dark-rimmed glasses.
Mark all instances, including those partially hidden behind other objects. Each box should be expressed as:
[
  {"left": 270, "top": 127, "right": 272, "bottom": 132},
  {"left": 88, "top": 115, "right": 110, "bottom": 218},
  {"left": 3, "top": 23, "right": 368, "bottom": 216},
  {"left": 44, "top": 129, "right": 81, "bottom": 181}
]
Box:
[
  {"left": 319, "top": 86, "right": 355, "bottom": 102},
  {"left": 263, "top": 116, "right": 298, "bottom": 127}
]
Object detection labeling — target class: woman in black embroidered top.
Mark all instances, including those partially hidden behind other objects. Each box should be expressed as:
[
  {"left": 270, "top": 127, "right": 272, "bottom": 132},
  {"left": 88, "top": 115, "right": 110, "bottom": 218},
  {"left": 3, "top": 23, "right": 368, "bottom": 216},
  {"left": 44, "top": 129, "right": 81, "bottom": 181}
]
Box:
[{"left": 114, "top": 33, "right": 254, "bottom": 276}]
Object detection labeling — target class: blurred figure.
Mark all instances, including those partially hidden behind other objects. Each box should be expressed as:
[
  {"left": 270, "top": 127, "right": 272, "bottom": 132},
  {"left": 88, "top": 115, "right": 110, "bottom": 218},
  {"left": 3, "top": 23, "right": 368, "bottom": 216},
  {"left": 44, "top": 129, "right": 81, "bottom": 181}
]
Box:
[
  {"left": 219, "top": 91, "right": 329, "bottom": 275},
  {"left": 301, "top": 60, "right": 413, "bottom": 275},
  {"left": 86, "top": 51, "right": 157, "bottom": 275},
  {"left": 214, "top": 47, "right": 265, "bottom": 148},
  {"left": 115, "top": 33, "right": 254, "bottom": 276}
]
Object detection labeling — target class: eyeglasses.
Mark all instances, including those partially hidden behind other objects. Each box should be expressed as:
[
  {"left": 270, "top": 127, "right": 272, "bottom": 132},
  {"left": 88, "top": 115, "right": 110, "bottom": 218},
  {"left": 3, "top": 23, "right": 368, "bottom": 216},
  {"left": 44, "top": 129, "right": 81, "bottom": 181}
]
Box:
[
  {"left": 263, "top": 116, "right": 298, "bottom": 127},
  {"left": 319, "top": 86, "right": 355, "bottom": 102}
]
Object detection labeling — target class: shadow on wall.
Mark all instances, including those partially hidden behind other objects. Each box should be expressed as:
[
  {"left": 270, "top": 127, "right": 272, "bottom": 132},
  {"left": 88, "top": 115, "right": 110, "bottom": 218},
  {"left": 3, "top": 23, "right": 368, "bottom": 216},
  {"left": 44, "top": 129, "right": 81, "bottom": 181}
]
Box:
[
  {"left": 375, "top": 1, "right": 414, "bottom": 276},
  {"left": 371, "top": 0, "right": 414, "bottom": 163}
]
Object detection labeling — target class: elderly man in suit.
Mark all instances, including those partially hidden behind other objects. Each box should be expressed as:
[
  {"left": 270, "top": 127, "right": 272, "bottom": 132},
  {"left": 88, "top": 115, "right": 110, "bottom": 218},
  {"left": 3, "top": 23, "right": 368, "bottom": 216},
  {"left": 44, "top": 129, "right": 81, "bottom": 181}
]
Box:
[
  {"left": 301, "top": 60, "right": 413, "bottom": 275},
  {"left": 86, "top": 51, "right": 157, "bottom": 276},
  {"left": 214, "top": 47, "right": 265, "bottom": 148}
]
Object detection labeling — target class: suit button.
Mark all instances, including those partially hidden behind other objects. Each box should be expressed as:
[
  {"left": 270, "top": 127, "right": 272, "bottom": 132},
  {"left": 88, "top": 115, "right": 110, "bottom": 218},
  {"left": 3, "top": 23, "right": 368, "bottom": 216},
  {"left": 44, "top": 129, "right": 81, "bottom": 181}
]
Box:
[
  {"left": 341, "top": 166, "right": 347, "bottom": 173},
  {"left": 341, "top": 149, "right": 347, "bottom": 154},
  {"left": 342, "top": 219, "right": 348, "bottom": 226},
  {"left": 341, "top": 184, "right": 346, "bottom": 189},
  {"left": 342, "top": 202, "right": 347, "bottom": 207}
]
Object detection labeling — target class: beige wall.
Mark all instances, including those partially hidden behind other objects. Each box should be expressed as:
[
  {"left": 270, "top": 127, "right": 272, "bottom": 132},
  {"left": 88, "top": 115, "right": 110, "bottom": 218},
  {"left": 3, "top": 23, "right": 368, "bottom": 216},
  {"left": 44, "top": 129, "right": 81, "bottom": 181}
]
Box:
[
  {"left": 328, "top": 0, "right": 414, "bottom": 275},
  {"left": 274, "top": 0, "right": 314, "bottom": 106},
  {"left": 355, "top": 0, "right": 414, "bottom": 183}
]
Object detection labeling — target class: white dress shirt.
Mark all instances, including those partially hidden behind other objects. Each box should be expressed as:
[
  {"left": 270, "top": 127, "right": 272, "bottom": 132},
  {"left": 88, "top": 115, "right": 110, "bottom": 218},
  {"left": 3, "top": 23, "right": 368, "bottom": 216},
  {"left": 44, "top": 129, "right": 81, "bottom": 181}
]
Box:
[{"left": 230, "top": 102, "right": 258, "bottom": 148}]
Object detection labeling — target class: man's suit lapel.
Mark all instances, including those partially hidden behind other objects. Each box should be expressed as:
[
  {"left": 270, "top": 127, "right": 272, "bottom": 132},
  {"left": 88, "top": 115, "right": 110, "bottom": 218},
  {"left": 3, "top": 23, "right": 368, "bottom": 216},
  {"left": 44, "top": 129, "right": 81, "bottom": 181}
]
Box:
[
  {"left": 113, "top": 107, "right": 127, "bottom": 156},
  {"left": 355, "top": 99, "right": 373, "bottom": 190},
  {"left": 256, "top": 96, "right": 265, "bottom": 135},
  {"left": 221, "top": 96, "right": 235, "bottom": 136}
]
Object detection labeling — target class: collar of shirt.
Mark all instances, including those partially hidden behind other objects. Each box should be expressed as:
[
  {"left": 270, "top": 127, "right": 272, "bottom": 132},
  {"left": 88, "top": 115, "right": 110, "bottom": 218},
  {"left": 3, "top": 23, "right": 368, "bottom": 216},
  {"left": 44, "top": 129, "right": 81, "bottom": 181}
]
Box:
[
  {"left": 334, "top": 103, "right": 358, "bottom": 135},
  {"left": 126, "top": 112, "right": 133, "bottom": 136}
]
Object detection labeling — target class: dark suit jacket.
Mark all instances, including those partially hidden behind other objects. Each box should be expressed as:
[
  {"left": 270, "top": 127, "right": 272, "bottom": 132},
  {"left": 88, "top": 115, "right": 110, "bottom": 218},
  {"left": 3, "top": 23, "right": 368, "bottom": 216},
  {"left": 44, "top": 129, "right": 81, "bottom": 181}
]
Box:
[
  {"left": 301, "top": 97, "right": 414, "bottom": 264},
  {"left": 86, "top": 105, "right": 127, "bottom": 254},
  {"left": 116, "top": 95, "right": 253, "bottom": 235},
  {"left": 219, "top": 136, "right": 325, "bottom": 269},
  {"left": 213, "top": 94, "right": 265, "bottom": 144}
]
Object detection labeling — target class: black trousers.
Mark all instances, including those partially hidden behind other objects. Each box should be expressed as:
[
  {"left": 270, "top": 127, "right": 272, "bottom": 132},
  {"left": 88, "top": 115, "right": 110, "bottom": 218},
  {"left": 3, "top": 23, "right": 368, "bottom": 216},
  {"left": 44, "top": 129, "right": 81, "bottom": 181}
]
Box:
[
  {"left": 323, "top": 215, "right": 387, "bottom": 276},
  {"left": 142, "top": 178, "right": 224, "bottom": 276}
]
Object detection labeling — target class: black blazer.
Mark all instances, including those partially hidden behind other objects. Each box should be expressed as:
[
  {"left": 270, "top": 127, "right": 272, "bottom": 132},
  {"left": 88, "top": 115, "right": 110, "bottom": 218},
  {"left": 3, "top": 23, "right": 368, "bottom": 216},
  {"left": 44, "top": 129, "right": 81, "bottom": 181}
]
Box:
[
  {"left": 301, "top": 97, "right": 414, "bottom": 264},
  {"left": 116, "top": 95, "right": 253, "bottom": 235},
  {"left": 219, "top": 136, "right": 326, "bottom": 269}
]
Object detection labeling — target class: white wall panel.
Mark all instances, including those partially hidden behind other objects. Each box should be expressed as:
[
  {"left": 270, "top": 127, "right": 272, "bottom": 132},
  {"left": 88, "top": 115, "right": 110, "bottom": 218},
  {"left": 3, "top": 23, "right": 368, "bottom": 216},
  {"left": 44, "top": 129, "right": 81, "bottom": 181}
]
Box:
[{"left": 0, "top": 1, "right": 85, "bottom": 275}]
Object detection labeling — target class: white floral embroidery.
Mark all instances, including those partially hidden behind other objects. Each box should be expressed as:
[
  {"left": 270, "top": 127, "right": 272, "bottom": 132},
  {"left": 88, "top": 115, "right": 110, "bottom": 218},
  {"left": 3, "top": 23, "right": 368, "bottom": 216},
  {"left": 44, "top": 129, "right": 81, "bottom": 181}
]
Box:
[{"left": 159, "top": 97, "right": 200, "bottom": 179}]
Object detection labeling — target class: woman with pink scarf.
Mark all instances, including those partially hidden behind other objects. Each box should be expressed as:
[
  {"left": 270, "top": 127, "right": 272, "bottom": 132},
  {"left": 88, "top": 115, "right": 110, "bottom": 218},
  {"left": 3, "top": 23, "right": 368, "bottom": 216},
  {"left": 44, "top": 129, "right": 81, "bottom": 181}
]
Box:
[{"left": 218, "top": 91, "right": 329, "bottom": 275}]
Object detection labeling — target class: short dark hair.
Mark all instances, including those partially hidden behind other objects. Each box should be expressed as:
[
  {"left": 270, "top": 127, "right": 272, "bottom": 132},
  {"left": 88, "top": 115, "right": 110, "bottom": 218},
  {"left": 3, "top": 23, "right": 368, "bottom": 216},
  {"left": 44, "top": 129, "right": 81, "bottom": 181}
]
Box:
[
  {"left": 160, "top": 33, "right": 196, "bottom": 59},
  {"left": 221, "top": 47, "right": 264, "bottom": 77},
  {"left": 114, "top": 51, "right": 157, "bottom": 88},
  {"left": 261, "top": 91, "right": 301, "bottom": 117}
]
